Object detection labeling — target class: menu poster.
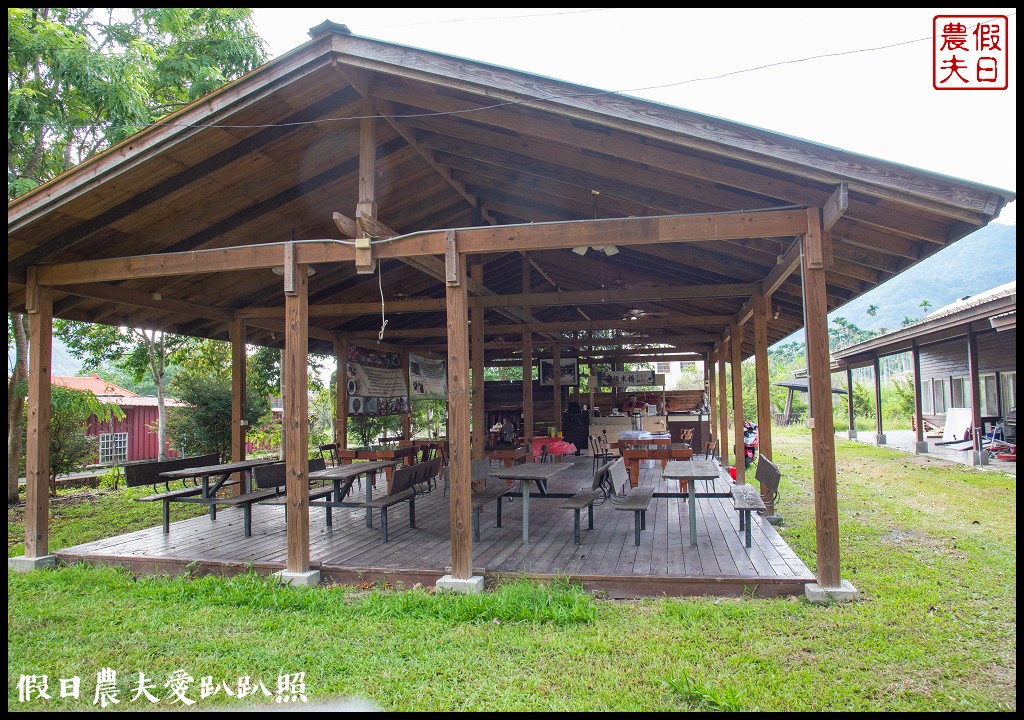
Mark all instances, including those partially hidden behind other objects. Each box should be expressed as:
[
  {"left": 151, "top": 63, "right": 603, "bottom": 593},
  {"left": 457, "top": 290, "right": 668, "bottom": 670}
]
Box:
[
  {"left": 409, "top": 353, "right": 447, "bottom": 399},
  {"left": 598, "top": 369, "right": 657, "bottom": 388},
  {"left": 346, "top": 344, "right": 409, "bottom": 417},
  {"left": 539, "top": 358, "right": 578, "bottom": 387}
]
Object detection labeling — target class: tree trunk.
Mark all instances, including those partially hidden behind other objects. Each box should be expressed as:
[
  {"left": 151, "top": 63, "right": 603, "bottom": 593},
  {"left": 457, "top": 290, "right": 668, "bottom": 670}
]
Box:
[{"left": 8, "top": 313, "right": 29, "bottom": 504}]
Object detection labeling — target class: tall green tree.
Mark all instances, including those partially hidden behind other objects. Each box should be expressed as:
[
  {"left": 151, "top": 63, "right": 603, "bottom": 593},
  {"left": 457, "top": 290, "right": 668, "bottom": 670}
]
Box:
[
  {"left": 7, "top": 8, "right": 266, "bottom": 485},
  {"left": 47, "top": 385, "right": 124, "bottom": 496},
  {"left": 7, "top": 314, "right": 30, "bottom": 503}
]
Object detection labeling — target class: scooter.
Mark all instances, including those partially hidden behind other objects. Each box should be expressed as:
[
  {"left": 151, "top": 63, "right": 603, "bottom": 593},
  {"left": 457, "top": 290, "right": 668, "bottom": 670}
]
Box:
[{"left": 743, "top": 420, "right": 759, "bottom": 468}]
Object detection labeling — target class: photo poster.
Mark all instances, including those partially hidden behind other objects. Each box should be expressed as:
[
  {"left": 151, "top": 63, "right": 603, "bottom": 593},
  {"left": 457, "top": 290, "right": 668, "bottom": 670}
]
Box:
[
  {"left": 345, "top": 344, "right": 409, "bottom": 417},
  {"left": 409, "top": 353, "right": 447, "bottom": 400},
  {"left": 539, "top": 358, "right": 578, "bottom": 387},
  {"left": 598, "top": 369, "right": 657, "bottom": 388}
]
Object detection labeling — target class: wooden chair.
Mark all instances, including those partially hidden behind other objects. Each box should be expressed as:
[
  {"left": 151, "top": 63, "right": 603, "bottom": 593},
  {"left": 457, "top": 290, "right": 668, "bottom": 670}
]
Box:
[
  {"left": 590, "top": 432, "right": 620, "bottom": 473},
  {"left": 319, "top": 443, "right": 340, "bottom": 467}
]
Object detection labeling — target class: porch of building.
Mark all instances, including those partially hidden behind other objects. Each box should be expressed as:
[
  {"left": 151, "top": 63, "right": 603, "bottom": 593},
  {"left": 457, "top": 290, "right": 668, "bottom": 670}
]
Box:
[{"left": 55, "top": 457, "right": 813, "bottom": 599}]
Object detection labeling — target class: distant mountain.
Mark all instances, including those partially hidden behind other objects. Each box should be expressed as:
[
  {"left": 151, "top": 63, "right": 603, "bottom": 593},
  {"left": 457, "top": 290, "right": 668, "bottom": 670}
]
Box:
[
  {"left": 831, "top": 223, "right": 1016, "bottom": 333},
  {"left": 776, "top": 222, "right": 1016, "bottom": 346}
]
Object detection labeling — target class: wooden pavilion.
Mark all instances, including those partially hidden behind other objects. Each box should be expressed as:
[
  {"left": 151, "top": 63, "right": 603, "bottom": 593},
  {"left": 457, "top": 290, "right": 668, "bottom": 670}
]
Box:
[{"left": 8, "top": 21, "right": 1014, "bottom": 594}]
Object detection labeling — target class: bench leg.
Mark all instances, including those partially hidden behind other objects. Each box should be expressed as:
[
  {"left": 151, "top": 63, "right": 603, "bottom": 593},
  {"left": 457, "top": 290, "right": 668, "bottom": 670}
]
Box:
[
  {"left": 743, "top": 510, "right": 752, "bottom": 548},
  {"left": 244, "top": 504, "right": 252, "bottom": 537},
  {"left": 587, "top": 503, "right": 594, "bottom": 530},
  {"left": 633, "top": 510, "right": 642, "bottom": 546},
  {"left": 380, "top": 508, "right": 388, "bottom": 542},
  {"left": 163, "top": 500, "right": 171, "bottom": 534},
  {"left": 572, "top": 509, "right": 582, "bottom": 544},
  {"left": 326, "top": 492, "right": 333, "bottom": 527},
  {"left": 495, "top": 497, "right": 503, "bottom": 528},
  {"left": 473, "top": 508, "right": 481, "bottom": 542}
]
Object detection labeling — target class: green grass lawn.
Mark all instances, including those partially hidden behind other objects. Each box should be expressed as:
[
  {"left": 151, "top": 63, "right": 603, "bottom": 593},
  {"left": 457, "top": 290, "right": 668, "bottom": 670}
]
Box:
[{"left": 7, "top": 428, "right": 1016, "bottom": 711}]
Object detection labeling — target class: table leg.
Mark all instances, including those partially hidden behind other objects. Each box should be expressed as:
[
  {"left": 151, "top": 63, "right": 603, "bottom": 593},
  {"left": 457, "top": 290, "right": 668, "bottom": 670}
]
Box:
[
  {"left": 365, "top": 470, "right": 373, "bottom": 527},
  {"left": 688, "top": 477, "right": 697, "bottom": 547},
  {"left": 522, "top": 479, "right": 530, "bottom": 543}
]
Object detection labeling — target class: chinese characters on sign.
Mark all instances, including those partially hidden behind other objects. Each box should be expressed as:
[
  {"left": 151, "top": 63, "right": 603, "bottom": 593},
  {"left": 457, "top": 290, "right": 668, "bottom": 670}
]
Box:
[
  {"left": 933, "top": 15, "right": 1008, "bottom": 90},
  {"left": 16, "top": 670, "right": 308, "bottom": 706}
]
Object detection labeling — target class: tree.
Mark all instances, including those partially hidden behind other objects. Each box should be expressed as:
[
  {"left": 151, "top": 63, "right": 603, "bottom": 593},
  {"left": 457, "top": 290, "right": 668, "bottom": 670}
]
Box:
[
  {"left": 919, "top": 299, "right": 932, "bottom": 315},
  {"left": 7, "top": 314, "right": 30, "bottom": 503},
  {"left": 8, "top": 6, "right": 266, "bottom": 494},
  {"left": 165, "top": 373, "right": 268, "bottom": 461},
  {"left": 866, "top": 304, "right": 879, "bottom": 317},
  {"left": 48, "top": 385, "right": 124, "bottom": 496}
]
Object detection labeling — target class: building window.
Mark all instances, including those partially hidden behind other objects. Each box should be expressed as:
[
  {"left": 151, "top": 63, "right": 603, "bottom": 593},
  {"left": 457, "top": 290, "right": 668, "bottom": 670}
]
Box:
[
  {"left": 999, "top": 371, "right": 1016, "bottom": 415},
  {"left": 920, "top": 379, "right": 933, "bottom": 414},
  {"left": 933, "top": 378, "right": 948, "bottom": 415},
  {"left": 979, "top": 373, "right": 999, "bottom": 416},
  {"left": 950, "top": 376, "right": 971, "bottom": 408},
  {"left": 655, "top": 362, "right": 672, "bottom": 374},
  {"left": 98, "top": 432, "right": 128, "bottom": 464}
]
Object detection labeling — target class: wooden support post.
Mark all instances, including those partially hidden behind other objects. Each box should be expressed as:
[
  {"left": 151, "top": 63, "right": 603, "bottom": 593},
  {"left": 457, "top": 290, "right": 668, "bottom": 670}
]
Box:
[
  {"left": 802, "top": 208, "right": 842, "bottom": 589},
  {"left": 446, "top": 250, "right": 473, "bottom": 580},
  {"left": 470, "top": 258, "right": 485, "bottom": 460},
  {"left": 401, "top": 350, "right": 412, "bottom": 441},
  {"left": 967, "top": 329, "right": 984, "bottom": 459},
  {"left": 25, "top": 278, "right": 53, "bottom": 559},
  {"left": 553, "top": 342, "right": 562, "bottom": 433},
  {"left": 335, "top": 339, "right": 348, "bottom": 448},
  {"left": 846, "top": 366, "right": 857, "bottom": 440},
  {"left": 753, "top": 294, "right": 773, "bottom": 510},
  {"left": 717, "top": 342, "right": 730, "bottom": 467},
  {"left": 730, "top": 323, "right": 745, "bottom": 484},
  {"left": 912, "top": 341, "right": 924, "bottom": 445},
  {"left": 873, "top": 356, "right": 885, "bottom": 444},
  {"left": 284, "top": 266, "right": 310, "bottom": 573},
  {"left": 707, "top": 348, "right": 717, "bottom": 450},
  {"left": 521, "top": 254, "right": 534, "bottom": 457},
  {"left": 230, "top": 317, "right": 247, "bottom": 496}
]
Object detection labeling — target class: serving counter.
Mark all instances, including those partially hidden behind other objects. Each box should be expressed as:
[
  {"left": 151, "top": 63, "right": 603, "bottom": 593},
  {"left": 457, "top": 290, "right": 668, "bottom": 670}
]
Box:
[{"left": 590, "top": 414, "right": 667, "bottom": 438}]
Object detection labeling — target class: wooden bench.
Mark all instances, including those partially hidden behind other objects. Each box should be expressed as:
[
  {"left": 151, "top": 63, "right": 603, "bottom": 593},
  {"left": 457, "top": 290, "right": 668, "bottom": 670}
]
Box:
[
  {"left": 208, "top": 458, "right": 328, "bottom": 536},
  {"left": 354, "top": 463, "right": 417, "bottom": 542},
  {"left": 730, "top": 483, "right": 766, "bottom": 548},
  {"left": 559, "top": 460, "right": 614, "bottom": 545},
  {"left": 607, "top": 458, "right": 655, "bottom": 546},
  {"left": 131, "top": 453, "right": 222, "bottom": 533},
  {"left": 472, "top": 484, "right": 510, "bottom": 541},
  {"left": 754, "top": 456, "right": 781, "bottom": 506},
  {"left": 127, "top": 452, "right": 220, "bottom": 492}
]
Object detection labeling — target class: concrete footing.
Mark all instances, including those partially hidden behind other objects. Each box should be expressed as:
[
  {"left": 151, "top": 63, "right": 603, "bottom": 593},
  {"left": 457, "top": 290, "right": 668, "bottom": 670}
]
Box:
[
  {"left": 435, "top": 575, "right": 485, "bottom": 595},
  {"left": 8, "top": 554, "right": 57, "bottom": 573},
  {"left": 966, "top": 450, "right": 990, "bottom": 466},
  {"left": 913, "top": 441, "right": 929, "bottom": 454},
  {"left": 804, "top": 579, "right": 860, "bottom": 603},
  {"left": 764, "top": 514, "right": 784, "bottom": 526},
  {"left": 273, "top": 569, "right": 321, "bottom": 587},
  {"left": 847, "top": 430, "right": 859, "bottom": 440},
  {"left": 874, "top": 434, "right": 887, "bottom": 446}
]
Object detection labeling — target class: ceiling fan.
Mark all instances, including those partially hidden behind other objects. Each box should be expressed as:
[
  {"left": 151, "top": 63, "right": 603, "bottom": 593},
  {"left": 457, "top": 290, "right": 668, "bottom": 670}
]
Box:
[{"left": 621, "top": 307, "right": 669, "bottom": 321}]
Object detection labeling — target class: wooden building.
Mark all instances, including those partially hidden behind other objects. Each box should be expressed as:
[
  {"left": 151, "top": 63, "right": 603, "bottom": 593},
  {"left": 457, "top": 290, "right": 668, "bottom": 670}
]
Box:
[
  {"left": 833, "top": 281, "right": 1016, "bottom": 461},
  {"left": 8, "top": 21, "right": 1015, "bottom": 592},
  {"left": 52, "top": 374, "right": 186, "bottom": 463}
]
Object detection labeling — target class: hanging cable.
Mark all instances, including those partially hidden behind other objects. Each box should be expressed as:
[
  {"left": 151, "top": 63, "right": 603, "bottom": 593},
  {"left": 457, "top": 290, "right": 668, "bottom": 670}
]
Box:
[{"left": 377, "top": 263, "right": 389, "bottom": 342}]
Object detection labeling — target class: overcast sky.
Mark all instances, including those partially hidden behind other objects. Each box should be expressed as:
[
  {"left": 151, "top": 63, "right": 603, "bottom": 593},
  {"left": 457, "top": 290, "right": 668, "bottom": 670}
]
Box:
[{"left": 251, "top": 7, "right": 1016, "bottom": 224}]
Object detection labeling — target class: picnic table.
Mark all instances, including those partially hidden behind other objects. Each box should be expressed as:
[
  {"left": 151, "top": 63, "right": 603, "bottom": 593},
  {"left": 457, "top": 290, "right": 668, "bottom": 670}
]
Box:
[
  {"left": 159, "top": 458, "right": 279, "bottom": 520},
  {"left": 490, "top": 462, "right": 572, "bottom": 543},
  {"left": 661, "top": 458, "right": 731, "bottom": 547},
  {"left": 309, "top": 460, "right": 400, "bottom": 527}
]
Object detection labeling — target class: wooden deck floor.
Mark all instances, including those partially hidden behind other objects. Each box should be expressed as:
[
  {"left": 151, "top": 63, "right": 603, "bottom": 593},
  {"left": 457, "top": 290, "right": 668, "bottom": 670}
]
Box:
[{"left": 56, "top": 458, "right": 815, "bottom": 598}]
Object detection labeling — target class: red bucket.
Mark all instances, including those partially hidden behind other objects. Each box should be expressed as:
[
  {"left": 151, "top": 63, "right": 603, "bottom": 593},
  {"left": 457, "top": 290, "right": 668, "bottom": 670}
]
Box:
[{"left": 728, "top": 466, "right": 737, "bottom": 480}]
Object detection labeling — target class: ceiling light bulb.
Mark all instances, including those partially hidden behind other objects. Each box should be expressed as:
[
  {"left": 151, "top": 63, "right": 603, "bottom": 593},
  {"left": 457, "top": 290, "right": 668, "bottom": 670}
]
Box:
[
  {"left": 604, "top": 245, "right": 619, "bottom": 256},
  {"left": 572, "top": 246, "right": 588, "bottom": 255}
]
